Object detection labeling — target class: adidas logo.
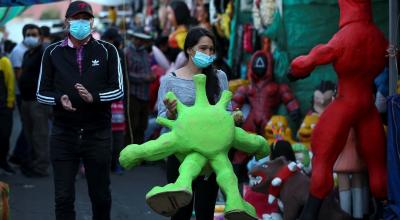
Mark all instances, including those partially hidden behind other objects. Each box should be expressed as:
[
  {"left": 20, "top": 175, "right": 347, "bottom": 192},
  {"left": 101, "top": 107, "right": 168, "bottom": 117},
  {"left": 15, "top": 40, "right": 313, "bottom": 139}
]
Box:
[{"left": 92, "top": 59, "right": 99, "bottom": 66}]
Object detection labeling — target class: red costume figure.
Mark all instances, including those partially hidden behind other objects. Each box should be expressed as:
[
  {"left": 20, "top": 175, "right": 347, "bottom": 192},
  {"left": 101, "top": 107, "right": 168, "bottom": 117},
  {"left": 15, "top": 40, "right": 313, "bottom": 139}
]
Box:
[
  {"left": 288, "top": 0, "right": 388, "bottom": 219},
  {"left": 232, "top": 39, "right": 300, "bottom": 135}
]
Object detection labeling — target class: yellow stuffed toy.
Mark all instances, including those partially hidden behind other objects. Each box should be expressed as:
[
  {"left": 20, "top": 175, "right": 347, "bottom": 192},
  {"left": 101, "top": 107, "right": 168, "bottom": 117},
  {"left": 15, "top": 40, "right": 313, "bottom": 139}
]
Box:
[
  {"left": 264, "top": 115, "right": 295, "bottom": 144},
  {"left": 296, "top": 113, "right": 319, "bottom": 150}
]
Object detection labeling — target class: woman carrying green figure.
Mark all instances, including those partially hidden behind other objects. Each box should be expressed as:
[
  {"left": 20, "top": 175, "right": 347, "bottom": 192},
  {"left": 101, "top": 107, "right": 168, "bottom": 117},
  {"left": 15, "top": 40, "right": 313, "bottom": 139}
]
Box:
[{"left": 119, "top": 27, "right": 268, "bottom": 220}]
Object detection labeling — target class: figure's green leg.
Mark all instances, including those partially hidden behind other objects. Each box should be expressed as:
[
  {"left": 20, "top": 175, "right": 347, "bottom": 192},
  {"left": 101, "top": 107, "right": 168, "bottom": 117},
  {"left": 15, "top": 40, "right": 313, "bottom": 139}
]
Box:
[
  {"left": 175, "top": 152, "right": 208, "bottom": 189},
  {"left": 210, "top": 154, "right": 257, "bottom": 220},
  {"left": 119, "top": 132, "right": 176, "bottom": 169},
  {"left": 232, "top": 127, "right": 269, "bottom": 159},
  {"left": 146, "top": 152, "right": 208, "bottom": 217}
]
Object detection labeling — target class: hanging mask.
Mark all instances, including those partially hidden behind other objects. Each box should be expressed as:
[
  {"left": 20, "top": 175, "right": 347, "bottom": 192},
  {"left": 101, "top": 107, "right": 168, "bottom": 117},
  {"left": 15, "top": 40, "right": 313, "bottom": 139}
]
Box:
[
  {"left": 69, "top": 19, "right": 91, "bottom": 40},
  {"left": 251, "top": 53, "right": 268, "bottom": 77},
  {"left": 192, "top": 51, "right": 216, "bottom": 69},
  {"left": 24, "top": 36, "right": 40, "bottom": 48}
]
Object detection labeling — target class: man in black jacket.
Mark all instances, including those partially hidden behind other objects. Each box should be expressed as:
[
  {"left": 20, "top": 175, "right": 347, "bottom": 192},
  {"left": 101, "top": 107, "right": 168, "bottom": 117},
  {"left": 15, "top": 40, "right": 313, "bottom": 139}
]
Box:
[{"left": 36, "top": 1, "right": 123, "bottom": 220}]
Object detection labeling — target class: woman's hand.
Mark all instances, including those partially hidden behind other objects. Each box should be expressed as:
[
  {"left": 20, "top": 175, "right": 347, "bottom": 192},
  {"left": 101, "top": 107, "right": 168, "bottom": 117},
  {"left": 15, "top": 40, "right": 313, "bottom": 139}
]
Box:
[
  {"left": 232, "top": 108, "right": 244, "bottom": 126},
  {"left": 164, "top": 98, "right": 177, "bottom": 119}
]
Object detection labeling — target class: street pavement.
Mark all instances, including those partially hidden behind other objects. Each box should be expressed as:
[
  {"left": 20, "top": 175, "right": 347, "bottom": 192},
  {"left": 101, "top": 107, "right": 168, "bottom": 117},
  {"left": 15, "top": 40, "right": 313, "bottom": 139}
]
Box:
[{"left": 0, "top": 163, "right": 169, "bottom": 220}]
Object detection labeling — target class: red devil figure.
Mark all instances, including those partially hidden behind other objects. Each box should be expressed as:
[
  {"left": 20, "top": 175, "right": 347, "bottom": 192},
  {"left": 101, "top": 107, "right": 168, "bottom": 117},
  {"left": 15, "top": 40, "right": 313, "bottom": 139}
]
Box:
[
  {"left": 288, "top": 0, "right": 388, "bottom": 219},
  {"left": 233, "top": 39, "right": 300, "bottom": 135}
]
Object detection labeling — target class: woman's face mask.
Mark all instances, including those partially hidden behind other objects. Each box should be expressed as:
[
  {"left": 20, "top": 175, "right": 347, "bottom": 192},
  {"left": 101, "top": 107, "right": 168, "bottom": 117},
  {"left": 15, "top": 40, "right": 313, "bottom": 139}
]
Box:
[
  {"left": 69, "top": 19, "right": 92, "bottom": 40},
  {"left": 191, "top": 51, "right": 216, "bottom": 69}
]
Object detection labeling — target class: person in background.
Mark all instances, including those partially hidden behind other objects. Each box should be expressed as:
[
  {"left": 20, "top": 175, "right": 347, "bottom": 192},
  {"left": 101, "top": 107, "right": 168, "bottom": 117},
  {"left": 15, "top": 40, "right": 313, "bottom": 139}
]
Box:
[
  {"left": 196, "top": 0, "right": 212, "bottom": 30},
  {"left": 18, "top": 24, "right": 51, "bottom": 177},
  {"left": 36, "top": 1, "right": 123, "bottom": 219},
  {"left": 110, "top": 100, "right": 125, "bottom": 174},
  {"left": 9, "top": 24, "right": 31, "bottom": 80},
  {"left": 125, "top": 29, "right": 156, "bottom": 145},
  {"left": 101, "top": 27, "right": 126, "bottom": 174},
  {"left": 8, "top": 24, "right": 34, "bottom": 167},
  {"left": 40, "top": 26, "right": 52, "bottom": 49},
  {"left": 166, "top": 1, "right": 191, "bottom": 50},
  {"left": 3, "top": 40, "right": 16, "bottom": 57},
  {"left": 108, "top": 6, "right": 117, "bottom": 26},
  {"left": 0, "top": 55, "right": 15, "bottom": 174}
]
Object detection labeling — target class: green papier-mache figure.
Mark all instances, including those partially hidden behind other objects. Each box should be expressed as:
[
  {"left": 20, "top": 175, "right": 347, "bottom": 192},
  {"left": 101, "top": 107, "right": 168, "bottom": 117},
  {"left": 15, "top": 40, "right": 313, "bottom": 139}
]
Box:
[{"left": 119, "top": 74, "right": 269, "bottom": 220}]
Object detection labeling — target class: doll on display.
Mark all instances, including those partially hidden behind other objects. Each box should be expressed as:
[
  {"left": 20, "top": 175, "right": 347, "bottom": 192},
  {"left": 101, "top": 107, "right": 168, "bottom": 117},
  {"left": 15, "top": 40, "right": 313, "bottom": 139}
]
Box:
[
  {"left": 231, "top": 39, "right": 300, "bottom": 183},
  {"left": 232, "top": 39, "right": 301, "bottom": 135},
  {"left": 310, "top": 80, "right": 336, "bottom": 115},
  {"left": 250, "top": 157, "right": 352, "bottom": 220},
  {"left": 264, "top": 115, "right": 295, "bottom": 145},
  {"left": 296, "top": 113, "right": 319, "bottom": 150},
  {"left": 288, "top": 0, "right": 388, "bottom": 219},
  {"left": 333, "top": 128, "right": 369, "bottom": 219}
]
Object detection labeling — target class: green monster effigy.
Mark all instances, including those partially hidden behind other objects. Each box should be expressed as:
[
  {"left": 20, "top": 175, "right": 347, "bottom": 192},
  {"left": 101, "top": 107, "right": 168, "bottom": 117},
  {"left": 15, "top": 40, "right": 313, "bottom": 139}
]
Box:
[{"left": 119, "top": 74, "right": 269, "bottom": 220}]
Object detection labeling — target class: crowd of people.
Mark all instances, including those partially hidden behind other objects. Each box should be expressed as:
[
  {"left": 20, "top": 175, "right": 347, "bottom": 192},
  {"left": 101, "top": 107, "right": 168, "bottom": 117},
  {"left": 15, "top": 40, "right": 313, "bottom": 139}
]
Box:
[{"left": 0, "top": 0, "right": 235, "bottom": 219}]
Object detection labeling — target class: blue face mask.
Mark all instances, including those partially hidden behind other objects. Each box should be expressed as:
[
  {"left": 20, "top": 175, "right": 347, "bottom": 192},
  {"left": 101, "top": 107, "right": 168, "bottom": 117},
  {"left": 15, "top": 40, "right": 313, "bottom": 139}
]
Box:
[
  {"left": 191, "top": 51, "right": 216, "bottom": 69},
  {"left": 24, "top": 36, "right": 40, "bottom": 48},
  {"left": 69, "top": 19, "right": 91, "bottom": 40}
]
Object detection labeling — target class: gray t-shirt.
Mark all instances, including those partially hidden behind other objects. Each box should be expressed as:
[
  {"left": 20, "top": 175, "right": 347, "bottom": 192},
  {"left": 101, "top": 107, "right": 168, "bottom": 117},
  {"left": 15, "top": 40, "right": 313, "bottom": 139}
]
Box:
[{"left": 157, "top": 70, "right": 231, "bottom": 119}]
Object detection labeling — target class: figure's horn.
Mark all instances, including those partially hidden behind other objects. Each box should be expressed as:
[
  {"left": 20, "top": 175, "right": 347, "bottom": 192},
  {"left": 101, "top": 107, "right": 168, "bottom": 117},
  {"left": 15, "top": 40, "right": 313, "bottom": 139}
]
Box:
[
  {"left": 193, "top": 74, "right": 209, "bottom": 107},
  {"left": 216, "top": 90, "right": 232, "bottom": 109}
]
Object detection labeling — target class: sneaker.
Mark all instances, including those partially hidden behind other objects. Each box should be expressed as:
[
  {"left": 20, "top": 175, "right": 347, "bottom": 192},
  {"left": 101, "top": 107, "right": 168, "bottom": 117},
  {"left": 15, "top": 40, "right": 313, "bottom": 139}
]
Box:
[{"left": 0, "top": 161, "right": 16, "bottom": 175}]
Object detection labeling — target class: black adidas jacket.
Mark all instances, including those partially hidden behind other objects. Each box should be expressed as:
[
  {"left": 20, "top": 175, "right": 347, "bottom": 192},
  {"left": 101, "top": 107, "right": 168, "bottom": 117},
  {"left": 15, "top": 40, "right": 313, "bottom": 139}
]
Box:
[{"left": 36, "top": 37, "right": 124, "bottom": 130}]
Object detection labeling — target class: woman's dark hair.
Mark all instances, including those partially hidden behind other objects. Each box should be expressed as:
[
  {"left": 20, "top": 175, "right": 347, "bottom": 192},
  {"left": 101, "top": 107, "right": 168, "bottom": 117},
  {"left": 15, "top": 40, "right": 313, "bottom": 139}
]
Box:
[
  {"left": 169, "top": 1, "right": 191, "bottom": 27},
  {"left": 203, "top": 3, "right": 210, "bottom": 23},
  {"left": 270, "top": 140, "right": 296, "bottom": 162},
  {"left": 184, "top": 27, "right": 219, "bottom": 104},
  {"left": 315, "top": 80, "right": 336, "bottom": 93}
]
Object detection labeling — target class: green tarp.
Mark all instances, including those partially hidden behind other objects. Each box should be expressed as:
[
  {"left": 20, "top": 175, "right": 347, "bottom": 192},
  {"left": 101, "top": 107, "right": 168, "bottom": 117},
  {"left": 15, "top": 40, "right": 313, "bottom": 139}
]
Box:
[
  {"left": 0, "top": 6, "right": 28, "bottom": 27},
  {"left": 228, "top": 0, "right": 389, "bottom": 131},
  {"left": 0, "top": 0, "right": 67, "bottom": 27},
  {"left": 0, "top": 0, "right": 64, "bottom": 7}
]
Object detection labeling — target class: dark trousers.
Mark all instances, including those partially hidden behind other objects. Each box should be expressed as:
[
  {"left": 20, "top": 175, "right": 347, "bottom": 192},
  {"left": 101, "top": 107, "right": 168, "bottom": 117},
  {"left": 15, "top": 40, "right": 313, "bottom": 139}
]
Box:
[
  {"left": 126, "top": 95, "right": 149, "bottom": 144},
  {"left": 0, "top": 108, "right": 13, "bottom": 164},
  {"left": 10, "top": 95, "right": 31, "bottom": 164},
  {"left": 20, "top": 100, "right": 51, "bottom": 174},
  {"left": 50, "top": 125, "right": 112, "bottom": 220},
  {"left": 167, "top": 156, "right": 219, "bottom": 220}
]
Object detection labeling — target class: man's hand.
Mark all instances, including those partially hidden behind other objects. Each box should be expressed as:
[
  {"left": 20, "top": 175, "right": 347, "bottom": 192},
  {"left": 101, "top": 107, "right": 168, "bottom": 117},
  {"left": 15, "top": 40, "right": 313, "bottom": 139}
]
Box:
[
  {"left": 75, "top": 83, "right": 93, "bottom": 103},
  {"left": 61, "top": 95, "right": 76, "bottom": 112}
]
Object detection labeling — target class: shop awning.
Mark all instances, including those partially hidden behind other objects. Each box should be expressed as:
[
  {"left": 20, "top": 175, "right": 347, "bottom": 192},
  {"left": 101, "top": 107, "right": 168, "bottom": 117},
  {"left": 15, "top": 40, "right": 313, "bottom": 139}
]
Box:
[
  {"left": 0, "top": 6, "right": 27, "bottom": 27},
  {"left": 0, "top": 0, "right": 65, "bottom": 7}
]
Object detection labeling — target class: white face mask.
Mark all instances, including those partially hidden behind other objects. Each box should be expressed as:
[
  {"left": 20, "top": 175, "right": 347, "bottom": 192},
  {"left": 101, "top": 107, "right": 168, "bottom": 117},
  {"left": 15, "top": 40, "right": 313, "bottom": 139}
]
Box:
[{"left": 24, "top": 36, "right": 40, "bottom": 48}]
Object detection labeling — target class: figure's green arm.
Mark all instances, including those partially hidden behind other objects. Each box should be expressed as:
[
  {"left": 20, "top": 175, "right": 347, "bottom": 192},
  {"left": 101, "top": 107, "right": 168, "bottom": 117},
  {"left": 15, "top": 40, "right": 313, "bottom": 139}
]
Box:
[
  {"left": 232, "top": 127, "right": 270, "bottom": 159},
  {"left": 119, "top": 132, "right": 177, "bottom": 169}
]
